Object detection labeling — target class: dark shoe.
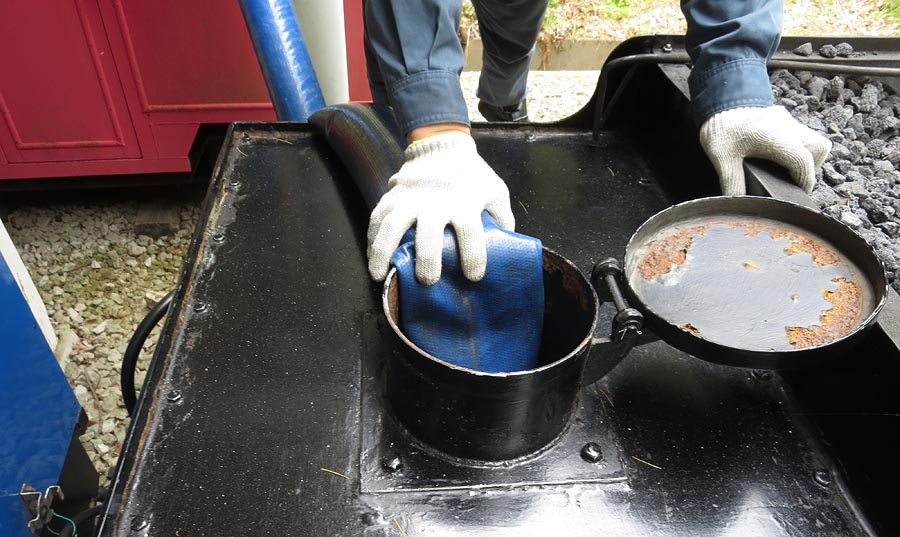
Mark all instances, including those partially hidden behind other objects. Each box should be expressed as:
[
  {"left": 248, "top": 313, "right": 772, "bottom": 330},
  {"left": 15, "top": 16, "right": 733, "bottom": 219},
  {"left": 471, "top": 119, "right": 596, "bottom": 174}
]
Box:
[{"left": 478, "top": 99, "right": 528, "bottom": 122}]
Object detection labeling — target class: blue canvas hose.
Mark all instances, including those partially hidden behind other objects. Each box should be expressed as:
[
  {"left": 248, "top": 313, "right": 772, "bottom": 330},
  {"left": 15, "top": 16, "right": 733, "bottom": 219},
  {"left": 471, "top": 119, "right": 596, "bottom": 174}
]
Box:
[
  {"left": 239, "top": 0, "right": 326, "bottom": 121},
  {"left": 310, "top": 104, "right": 544, "bottom": 373}
]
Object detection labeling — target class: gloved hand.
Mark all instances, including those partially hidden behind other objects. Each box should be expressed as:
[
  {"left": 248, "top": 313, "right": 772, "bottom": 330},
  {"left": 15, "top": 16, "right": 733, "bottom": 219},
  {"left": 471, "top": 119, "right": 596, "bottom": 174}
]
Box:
[
  {"left": 699, "top": 106, "right": 832, "bottom": 195},
  {"left": 367, "top": 131, "right": 515, "bottom": 285}
]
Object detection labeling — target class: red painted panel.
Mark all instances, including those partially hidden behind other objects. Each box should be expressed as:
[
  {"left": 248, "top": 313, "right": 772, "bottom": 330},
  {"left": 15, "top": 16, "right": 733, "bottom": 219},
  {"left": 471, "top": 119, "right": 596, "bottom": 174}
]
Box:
[
  {"left": 147, "top": 108, "right": 276, "bottom": 127},
  {"left": 0, "top": 0, "right": 140, "bottom": 163},
  {"left": 344, "top": 0, "right": 372, "bottom": 102},
  {"left": 0, "top": 156, "right": 189, "bottom": 181},
  {"left": 113, "top": 0, "right": 274, "bottom": 112}
]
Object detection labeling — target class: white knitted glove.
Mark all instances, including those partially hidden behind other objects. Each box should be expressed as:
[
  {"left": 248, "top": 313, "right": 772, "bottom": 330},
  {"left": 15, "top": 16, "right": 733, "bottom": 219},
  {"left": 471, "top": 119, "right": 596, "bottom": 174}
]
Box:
[
  {"left": 367, "top": 131, "right": 515, "bottom": 285},
  {"left": 699, "top": 106, "right": 832, "bottom": 195}
]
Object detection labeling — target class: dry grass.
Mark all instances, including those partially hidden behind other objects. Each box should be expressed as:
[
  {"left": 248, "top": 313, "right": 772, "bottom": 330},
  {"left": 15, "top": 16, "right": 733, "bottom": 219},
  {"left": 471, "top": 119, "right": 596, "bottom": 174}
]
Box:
[
  {"left": 461, "top": 0, "right": 900, "bottom": 45},
  {"left": 783, "top": 1, "right": 899, "bottom": 36}
]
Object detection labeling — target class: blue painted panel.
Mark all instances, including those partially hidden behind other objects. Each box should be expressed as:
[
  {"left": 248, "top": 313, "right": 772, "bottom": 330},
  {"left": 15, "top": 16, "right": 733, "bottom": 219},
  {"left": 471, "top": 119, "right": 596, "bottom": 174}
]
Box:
[{"left": 0, "top": 257, "right": 80, "bottom": 537}]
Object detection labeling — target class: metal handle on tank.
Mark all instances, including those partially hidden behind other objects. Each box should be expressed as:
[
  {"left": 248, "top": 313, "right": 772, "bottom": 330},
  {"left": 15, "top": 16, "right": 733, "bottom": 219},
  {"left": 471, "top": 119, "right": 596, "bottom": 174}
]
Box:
[{"left": 582, "top": 258, "right": 646, "bottom": 385}]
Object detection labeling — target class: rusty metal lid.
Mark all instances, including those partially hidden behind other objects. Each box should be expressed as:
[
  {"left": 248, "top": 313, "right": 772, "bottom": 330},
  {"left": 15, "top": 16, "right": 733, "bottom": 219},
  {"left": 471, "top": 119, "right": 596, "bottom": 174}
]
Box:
[{"left": 623, "top": 197, "right": 888, "bottom": 364}]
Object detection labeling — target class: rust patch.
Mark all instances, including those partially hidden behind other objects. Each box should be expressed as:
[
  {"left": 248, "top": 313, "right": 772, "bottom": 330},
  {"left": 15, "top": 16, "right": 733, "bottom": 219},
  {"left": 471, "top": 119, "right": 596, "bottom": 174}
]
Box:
[
  {"left": 637, "top": 220, "right": 841, "bottom": 282},
  {"left": 733, "top": 221, "right": 840, "bottom": 266},
  {"left": 682, "top": 323, "right": 702, "bottom": 336},
  {"left": 786, "top": 277, "right": 863, "bottom": 348},
  {"left": 543, "top": 251, "right": 591, "bottom": 312},
  {"left": 637, "top": 224, "right": 707, "bottom": 281}
]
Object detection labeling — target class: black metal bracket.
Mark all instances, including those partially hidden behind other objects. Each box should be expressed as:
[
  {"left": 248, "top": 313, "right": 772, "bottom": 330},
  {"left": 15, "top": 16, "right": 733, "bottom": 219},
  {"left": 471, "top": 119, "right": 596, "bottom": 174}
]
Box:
[{"left": 583, "top": 258, "right": 648, "bottom": 385}]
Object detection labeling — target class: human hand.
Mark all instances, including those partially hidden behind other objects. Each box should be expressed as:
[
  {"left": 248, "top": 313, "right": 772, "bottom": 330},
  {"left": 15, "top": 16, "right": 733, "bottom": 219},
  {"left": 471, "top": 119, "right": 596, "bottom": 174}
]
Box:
[
  {"left": 699, "top": 106, "right": 832, "bottom": 195},
  {"left": 367, "top": 131, "right": 515, "bottom": 285}
]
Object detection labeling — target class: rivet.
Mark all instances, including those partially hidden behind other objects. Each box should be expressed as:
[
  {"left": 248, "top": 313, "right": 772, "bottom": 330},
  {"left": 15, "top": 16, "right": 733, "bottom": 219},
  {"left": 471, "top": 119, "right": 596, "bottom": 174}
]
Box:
[
  {"left": 814, "top": 470, "right": 832, "bottom": 487},
  {"left": 167, "top": 390, "right": 182, "bottom": 403},
  {"left": 130, "top": 518, "right": 149, "bottom": 531},
  {"left": 751, "top": 370, "right": 773, "bottom": 381},
  {"left": 662, "top": 43, "right": 673, "bottom": 53},
  {"left": 212, "top": 233, "right": 225, "bottom": 243},
  {"left": 230, "top": 180, "right": 242, "bottom": 190},
  {"left": 193, "top": 302, "right": 208, "bottom": 313},
  {"left": 381, "top": 454, "right": 403, "bottom": 474},
  {"left": 581, "top": 442, "right": 603, "bottom": 463},
  {"left": 525, "top": 133, "right": 537, "bottom": 142},
  {"left": 361, "top": 511, "right": 386, "bottom": 526}
]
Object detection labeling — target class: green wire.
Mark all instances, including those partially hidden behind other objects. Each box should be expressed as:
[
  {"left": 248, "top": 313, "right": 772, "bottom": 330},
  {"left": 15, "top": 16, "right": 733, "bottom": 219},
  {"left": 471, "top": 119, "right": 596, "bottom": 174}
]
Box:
[
  {"left": 45, "top": 525, "right": 61, "bottom": 536},
  {"left": 50, "top": 510, "right": 77, "bottom": 537}
]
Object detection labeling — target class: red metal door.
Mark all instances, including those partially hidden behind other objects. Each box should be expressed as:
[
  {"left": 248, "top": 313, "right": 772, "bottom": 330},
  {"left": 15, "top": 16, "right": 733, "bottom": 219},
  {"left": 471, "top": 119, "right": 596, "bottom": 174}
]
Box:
[
  {"left": 98, "top": 0, "right": 277, "bottom": 127},
  {"left": 0, "top": 0, "right": 141, "bottom": 163}
]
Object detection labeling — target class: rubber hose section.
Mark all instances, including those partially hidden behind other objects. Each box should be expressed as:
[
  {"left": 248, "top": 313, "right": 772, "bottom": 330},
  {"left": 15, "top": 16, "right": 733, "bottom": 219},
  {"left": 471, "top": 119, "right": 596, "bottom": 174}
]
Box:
[{"left": 121, "top": 291, "right": 174, "bottom": 416}]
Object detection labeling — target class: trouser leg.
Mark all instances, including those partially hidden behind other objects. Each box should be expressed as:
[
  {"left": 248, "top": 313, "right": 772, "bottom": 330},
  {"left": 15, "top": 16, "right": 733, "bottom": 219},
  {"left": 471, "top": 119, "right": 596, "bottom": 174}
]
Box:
[{"left": 471, "top": 0, "right": 549, "bottom": 107}]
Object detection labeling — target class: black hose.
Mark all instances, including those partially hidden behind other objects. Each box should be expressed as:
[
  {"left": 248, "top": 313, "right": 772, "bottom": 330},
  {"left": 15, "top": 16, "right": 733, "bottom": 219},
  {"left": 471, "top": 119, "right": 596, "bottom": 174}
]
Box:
[
  {"left": 57, "top": 505, "right": 103, "bottom": 537},
  {"left": 121, "top": 291, "right": 174, "bottom": 416}
]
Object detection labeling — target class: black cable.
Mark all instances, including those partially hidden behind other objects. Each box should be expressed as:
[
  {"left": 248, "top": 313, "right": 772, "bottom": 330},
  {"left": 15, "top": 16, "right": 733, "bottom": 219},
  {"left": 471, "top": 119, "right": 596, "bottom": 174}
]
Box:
[
  {"left": 57, "top": 505, "right": 103, "bottom": 537},
  {"left": 122, "top": 291, "right": 174, "bottom": 416}
]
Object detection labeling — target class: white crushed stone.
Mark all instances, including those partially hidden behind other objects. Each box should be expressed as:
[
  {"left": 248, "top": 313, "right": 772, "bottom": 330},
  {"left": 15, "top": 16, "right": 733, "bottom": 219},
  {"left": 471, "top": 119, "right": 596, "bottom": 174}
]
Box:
[{"left": 5, "top": 199, "right": 199, "bottom": 488}]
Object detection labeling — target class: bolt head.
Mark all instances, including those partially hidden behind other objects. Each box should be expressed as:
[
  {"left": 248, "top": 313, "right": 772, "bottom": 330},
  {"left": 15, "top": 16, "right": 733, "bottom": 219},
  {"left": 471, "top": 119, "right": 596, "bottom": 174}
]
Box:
[
  {"left": 381, "top": 454, "right": 403, "bottom": 474},
  {"left": 751, "top": 370, "right": 773, "bottom": 381},
  {"left": 193, "top": 302, "right": 208, "bottom": 313},
  {"left": 662, "top": 43, "right": 673, "bottom": 53},
  {"left": 130, "top": 518, "right": 149, "bottom": 531},
  {"left": 814, "top": 470, "right": 832, "bottom": 487},
  {"left": 212, "top": 233, "right": 225, "bottom": 243},
  {"left": 581, "top": 442, "right": 603, "bottom": 463},
  {"left": 167, "top": 390, "right": 182, "bottom": 402}
]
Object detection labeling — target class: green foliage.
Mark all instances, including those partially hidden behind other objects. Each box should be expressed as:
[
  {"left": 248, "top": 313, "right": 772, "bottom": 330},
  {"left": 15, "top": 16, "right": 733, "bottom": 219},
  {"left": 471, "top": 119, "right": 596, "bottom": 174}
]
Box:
[
  {"left": 462, "top": 1, "right": 475, "bottom": 19},
  {"left": 886, "top": 0, "right": 900, "bottom": 22},
  {"left": 542, "top": 0, "right": 561, "bottom": 31},
  {"left": 598, "top": 0, "right": 633, "bottom": 19}
]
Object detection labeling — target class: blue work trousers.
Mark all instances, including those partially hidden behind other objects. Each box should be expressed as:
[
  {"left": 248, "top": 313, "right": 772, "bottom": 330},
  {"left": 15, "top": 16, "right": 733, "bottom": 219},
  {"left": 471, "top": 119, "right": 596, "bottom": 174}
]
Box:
[
  {"left": 363, "top": 0, "right": 783, "bottom": 134},
  {"left": 363, "top": 0, "right": 547, "bottom": 134}
]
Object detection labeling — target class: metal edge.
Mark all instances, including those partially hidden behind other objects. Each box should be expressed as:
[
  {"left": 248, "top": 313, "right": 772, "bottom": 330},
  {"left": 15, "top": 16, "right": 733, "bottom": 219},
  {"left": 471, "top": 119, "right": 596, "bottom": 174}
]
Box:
[
  {"left": 743, "top": 164, "right": 900, "bottom": 353},
  {"left": 620, "top": 196, "right": 889, "bottom": 366},
  {"left": 381, "top": 248, "right": 599, "bottom": 379},
  {"left": 642, "top": 50, "right": 900, "bottom": 355},
  {"left": 95, "top": 122, "right": 320, "bottom": 536}
]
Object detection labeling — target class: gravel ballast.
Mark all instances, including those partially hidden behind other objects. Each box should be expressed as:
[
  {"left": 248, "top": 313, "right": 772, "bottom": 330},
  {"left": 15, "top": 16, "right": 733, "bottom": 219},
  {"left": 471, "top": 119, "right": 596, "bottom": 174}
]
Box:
[
  {"left": 5, "top": 200, "right": 199, "bottom": 486},
  {"left": 5, "top": 66, "right": 899, "bottom": 486},
  {"left": 773, "top": 42, "right": 900, "bottom": 293}
]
